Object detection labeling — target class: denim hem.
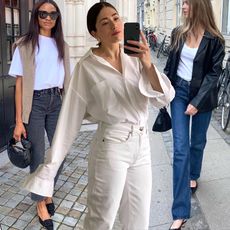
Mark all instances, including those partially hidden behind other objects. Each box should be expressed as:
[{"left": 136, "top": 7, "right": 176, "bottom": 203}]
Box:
[{"left": 173, "top": 215, "right": 190, "bottom": 220}]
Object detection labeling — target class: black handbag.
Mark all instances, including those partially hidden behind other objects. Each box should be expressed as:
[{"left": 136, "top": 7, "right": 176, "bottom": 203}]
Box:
[
  {"left": 152, "top": 107, "right": 172, "bottom": 132},
  {"left": 7, "top": 137, "right": 31, "bottom": 168}
]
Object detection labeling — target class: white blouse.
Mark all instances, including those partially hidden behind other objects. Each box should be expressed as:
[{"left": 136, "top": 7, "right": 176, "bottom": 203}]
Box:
[{"left": 23, "top": 48, "right": 175, "bottom": 197}]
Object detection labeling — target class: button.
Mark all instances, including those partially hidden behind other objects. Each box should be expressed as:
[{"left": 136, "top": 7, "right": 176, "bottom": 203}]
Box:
[{"left": 139, "top": 127, "right": 144, "bottom": 131}]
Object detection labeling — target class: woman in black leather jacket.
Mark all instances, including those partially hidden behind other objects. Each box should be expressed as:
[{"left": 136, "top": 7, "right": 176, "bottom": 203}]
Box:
[{"left": 164, "top": 0, "right": 225, "bottom": 229}]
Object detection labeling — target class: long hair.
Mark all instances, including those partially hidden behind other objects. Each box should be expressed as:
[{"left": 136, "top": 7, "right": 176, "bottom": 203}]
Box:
[
  {"left": 172, "top": 0, "right": 224, "bottom": 50},
  {"left": 20, "top": 0, "right": 65, "bottom": 59}
]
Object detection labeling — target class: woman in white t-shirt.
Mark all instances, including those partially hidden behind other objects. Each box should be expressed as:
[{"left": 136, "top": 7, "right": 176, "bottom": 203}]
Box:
[
  {"left": 9, "top": 1, "right": 70, "bottom": 229},
  {"left": 23, "top": 2, "right": 175, "bottom": 230}
]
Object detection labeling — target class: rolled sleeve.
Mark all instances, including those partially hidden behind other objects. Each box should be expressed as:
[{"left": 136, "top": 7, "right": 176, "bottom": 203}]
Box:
[{"left": 139, "top": 64, "right": 175, "bottom": 108}]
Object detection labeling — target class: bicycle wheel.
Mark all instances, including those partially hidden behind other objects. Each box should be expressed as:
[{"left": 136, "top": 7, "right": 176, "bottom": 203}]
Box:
[
  {"left": 221, "top": 86, "right": 230, "bottom": 130},
  {"left": 217, "top": 69, "right": 226, "bottom": 107},
  {"left": 156, "top": 43, "right": 163, "bottom": 58},
  {"left": 162, "top": 45, "right": 170, "bottom": 56}
]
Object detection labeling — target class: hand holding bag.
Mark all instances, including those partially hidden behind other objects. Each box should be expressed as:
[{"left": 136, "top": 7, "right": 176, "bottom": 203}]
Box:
[{"left": 152, "top": 107, "right": 172, "bottom": 132}]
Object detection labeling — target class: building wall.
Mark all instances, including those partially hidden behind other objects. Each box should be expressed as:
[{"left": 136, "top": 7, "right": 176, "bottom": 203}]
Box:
[
  {"left": 144, "top": 0, "right": 230, "bottom": 48},
  {"left": 56, "top": 0, "right": 137, "bottom": 65}
]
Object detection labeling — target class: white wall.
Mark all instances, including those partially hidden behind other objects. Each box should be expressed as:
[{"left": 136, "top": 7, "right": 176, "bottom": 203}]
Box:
[{"left": 56, "top": 0, "right": 137, "bottom": 64}]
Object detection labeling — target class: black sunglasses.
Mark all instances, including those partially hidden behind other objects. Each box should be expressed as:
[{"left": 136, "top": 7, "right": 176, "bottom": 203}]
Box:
[{"left": 38, "top": 11, "right": 59, "bottom": 20}]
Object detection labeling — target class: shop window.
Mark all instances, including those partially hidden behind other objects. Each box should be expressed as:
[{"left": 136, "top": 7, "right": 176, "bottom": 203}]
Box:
[{"left": 222, "top": 0, "right": 230, "bottom": 35}]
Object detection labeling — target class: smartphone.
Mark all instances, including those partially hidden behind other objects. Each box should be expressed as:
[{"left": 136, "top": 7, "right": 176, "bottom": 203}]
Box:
[{"left": 124, "top": 22, "right": 140, "bottom": 54}]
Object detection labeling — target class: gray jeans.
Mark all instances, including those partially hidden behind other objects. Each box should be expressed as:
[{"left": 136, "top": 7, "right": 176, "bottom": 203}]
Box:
[{"left": 26, "top": 87, "right": 64, "bottom": 201}]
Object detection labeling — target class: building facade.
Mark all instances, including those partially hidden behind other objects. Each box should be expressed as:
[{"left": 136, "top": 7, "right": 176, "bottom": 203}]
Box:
[
  {"left": 144, "top": 0, "right": 230, "bottom": 48},
  {"left": 0, "top": 0, "right": 137, "bottom": 151},
  {"left": 0, "top": 0, "right": 40, "bottom": 151}
]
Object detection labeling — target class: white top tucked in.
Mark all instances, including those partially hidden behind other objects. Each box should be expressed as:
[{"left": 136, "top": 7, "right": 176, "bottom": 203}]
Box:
[
  {"left": 9, "top": 35, "right": 65, "bottom": 90},
  {"left": 177, "top": 43, "right": 198, "bottom": 81}
]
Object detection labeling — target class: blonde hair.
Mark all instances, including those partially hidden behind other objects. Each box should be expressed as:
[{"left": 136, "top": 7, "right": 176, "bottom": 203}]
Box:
[{"left": 172, "top": 0, "right": 224, "bottom": 49}]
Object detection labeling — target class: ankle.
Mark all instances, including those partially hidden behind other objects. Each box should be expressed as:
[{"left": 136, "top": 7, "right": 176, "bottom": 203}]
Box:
[
  {"left": 37, "top": 200, "right": 50, "bottom": 221},
  {"left": 170, "top": 219, "right": 184, "bottom": 228}
]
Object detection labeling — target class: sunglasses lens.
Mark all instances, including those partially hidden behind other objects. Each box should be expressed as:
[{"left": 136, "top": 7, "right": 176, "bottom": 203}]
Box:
[
  {"left": 38, "top": 11, "right": 48, "bottom": 19},
  {"left": 38, "top": 11, "right": 59, "bottom": 20},
  {"left": 50, "top": 12, "right": 59, "bottom": 20}
]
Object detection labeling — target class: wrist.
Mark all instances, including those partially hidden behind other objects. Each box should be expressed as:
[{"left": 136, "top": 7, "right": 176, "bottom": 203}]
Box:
[{"left": 16, "top": 120, "right": 23, "bottom": 125}]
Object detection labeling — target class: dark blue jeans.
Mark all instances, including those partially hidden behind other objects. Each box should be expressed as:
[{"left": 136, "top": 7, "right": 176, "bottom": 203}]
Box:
[
  {"left": 26, "top": 88, "right": 64, "bottom": 201},
  {"left": 170, "top": 77, "right": 212, "bottom": 220}
]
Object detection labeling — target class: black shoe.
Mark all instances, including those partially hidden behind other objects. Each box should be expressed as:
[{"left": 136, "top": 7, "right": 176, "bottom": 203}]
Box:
[
  {"left": 191, "top": 181, "right": 198, "bottom": 194},
  {"left": 39, "top": 217, "right": 54, "bottom": 230},
  {"left": 169, "top": 219, "right": 187, "bottom": 230},
  {"left": 46, "top": 202, "right": 55, "bottom": 216}
]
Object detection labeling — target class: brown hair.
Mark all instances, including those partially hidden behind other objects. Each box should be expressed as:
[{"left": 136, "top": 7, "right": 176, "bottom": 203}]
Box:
[{"left": 172, "top": 0, "right": 224, "bottom": 49}]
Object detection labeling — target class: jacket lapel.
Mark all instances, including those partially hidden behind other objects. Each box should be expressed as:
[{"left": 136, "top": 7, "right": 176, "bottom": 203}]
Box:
[{"left": 194, "top": 31, "right": 213, "bottom": 60}]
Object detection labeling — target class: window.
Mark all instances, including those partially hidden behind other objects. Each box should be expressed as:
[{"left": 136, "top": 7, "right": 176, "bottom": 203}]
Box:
[
  {"left": 5, "top": 0, "right": 20, "bottom": 63},
  {"left": 222, "top": 0, "right": 230, "bottom": 35}
]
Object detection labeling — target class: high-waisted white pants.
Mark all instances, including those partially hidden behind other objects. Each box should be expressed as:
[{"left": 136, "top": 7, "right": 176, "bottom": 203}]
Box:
[{"left": 84, "top": 122, "right": 152, "bottom": 230}]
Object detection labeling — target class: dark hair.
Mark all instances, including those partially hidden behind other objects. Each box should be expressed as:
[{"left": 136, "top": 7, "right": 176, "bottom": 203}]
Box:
[
  {"left": 20, "top": 0, "right": 65, "bottom": 59},
  {"left": 87, "top": 2, "right": 117, "bottom": 35}
]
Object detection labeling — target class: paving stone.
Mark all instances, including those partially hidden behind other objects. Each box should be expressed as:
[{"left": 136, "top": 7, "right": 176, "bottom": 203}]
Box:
[
  {"left": 12, "top": 219, "right": 28, "bottom": 229},
  {"left": 57, "top": 224, "right": 73, "bottom": 230},
  {"left": 1, "top": 224, "right": 10, "bottom": 230},
  {"left": 8, "top": 208, "right": 23, "bottom": 218},
  {"left": 55, "top": 190, "right": 67, "bottom": 199},
  {"left": 19, "top": 212, "right": 35, "bottom": 222},
  {"left": 1, "top": 216, "right": 17, "bottom": 227},
  {"left": 59, "top": 200, "right": 74, "bottom": 209},
  {"left": 73, "top": 202, "right": 86, "bottom": 212},
  {"left": 16, "top": 202, "right": 31, "bottom": 212},
  {"left": 0, "top": 206, "right": 12, "bottom": 215},
  {"left": 68, "top": 209, "right": 82, "bottom": 219},
  {"left": 0, "top": 214, "right": 5, "bottom": 223},
  {"left": 56, "top": 206, "right": 70, "bottom": 215},
  {"left": 62, "top": 216, "right": 78, "bottom": 227},
  {"left": 65, "top": 194, "right": 78, "bottom": 202},
  {"left": 52, "top": 213, "right": 65, "bottom": 223},
  {"left": 0, "top": 197, "right": 8, "bottom": 205}
]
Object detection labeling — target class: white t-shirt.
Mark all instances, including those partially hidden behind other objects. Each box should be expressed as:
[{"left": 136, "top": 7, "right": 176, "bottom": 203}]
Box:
[
  {"left": 9, "top": 35, "right": 65, "bottom": 90},
  {"left": 177, "top": 43, "right": 198, "bottom": 81}
]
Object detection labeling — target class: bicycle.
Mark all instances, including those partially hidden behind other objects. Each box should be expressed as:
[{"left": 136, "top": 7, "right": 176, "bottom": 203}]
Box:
[
  {"left": 156, "top": 34, "right": 170, "bottom": 58},
  {"left": 217, "top": 54, "right": 230, "bottom": 131}
]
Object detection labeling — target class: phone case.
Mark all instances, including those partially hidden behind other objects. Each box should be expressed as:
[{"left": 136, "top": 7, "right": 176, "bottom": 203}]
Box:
[{"left": 124, "top": 22, "right": 140, "bottom": 54}]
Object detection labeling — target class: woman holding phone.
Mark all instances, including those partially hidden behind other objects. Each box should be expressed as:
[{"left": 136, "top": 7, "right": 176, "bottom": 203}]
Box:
[
  {"left": 9, "top": 0, "right": 70, "bottom": 229},
  {"left": 24, "top": 2, "right": 175, "bottom": 229}
]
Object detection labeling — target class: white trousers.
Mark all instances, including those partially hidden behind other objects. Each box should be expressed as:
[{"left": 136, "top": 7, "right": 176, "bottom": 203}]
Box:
[{"left": 84, "top": 122, "right": 152, "bottom": 230}]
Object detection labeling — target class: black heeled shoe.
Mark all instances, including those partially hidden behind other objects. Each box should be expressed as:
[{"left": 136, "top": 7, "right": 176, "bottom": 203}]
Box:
[
  {"left": 169, "top": 219, "right": 187, "bottom": 230},
  {"left": 39, "top": 217, "right": 54, "bottom": 230},
  {"left": 191, "top": 181, "right": 198, "bottom": 194},
  {"left": 46, "top": 201, "right": 55, "bottom": 216}
]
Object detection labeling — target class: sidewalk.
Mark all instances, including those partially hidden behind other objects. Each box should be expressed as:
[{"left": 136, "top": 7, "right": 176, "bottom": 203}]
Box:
[{"left": 0, "top": 54, "right": 229, "bottom": 230}]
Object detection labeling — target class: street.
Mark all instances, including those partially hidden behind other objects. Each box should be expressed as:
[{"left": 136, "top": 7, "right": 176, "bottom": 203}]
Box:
[{"left": 0, "top": 53, "right": 229, "bottom": 229}]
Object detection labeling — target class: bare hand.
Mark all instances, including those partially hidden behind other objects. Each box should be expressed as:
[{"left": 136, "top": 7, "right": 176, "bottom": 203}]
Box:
[
  {"left": 185, "top": 104, "right": 198, "bottom": 116},
  {"left": 13, "top": 122, "right": 27, "bottom": 141},
  {"left": 124, "top": 31, "right": 152, "bottom": 68}
]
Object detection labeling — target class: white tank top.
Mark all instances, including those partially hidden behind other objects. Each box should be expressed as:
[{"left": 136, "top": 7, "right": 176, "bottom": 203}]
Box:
[{"left": 177, "top": 43, "right": 198, "bottom": 81}]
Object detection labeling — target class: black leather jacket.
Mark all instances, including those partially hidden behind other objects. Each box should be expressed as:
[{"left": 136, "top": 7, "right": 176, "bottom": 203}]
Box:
[{"left": 164, "top": 30, "right": 225, "bottom": 113}]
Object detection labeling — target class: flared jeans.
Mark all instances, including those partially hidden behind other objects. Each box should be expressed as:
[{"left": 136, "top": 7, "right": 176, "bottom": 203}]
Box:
[{"left": 170, "top": 77, "right": 212, "bottom": 219}]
